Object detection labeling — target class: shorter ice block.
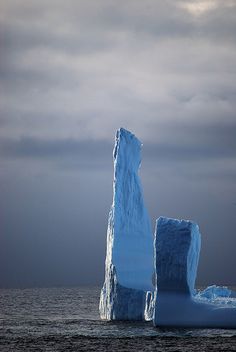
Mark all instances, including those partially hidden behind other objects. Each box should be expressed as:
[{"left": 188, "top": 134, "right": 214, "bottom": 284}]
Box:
[{"left": 153, "top": 216, "right": 236, "bottom": 328}]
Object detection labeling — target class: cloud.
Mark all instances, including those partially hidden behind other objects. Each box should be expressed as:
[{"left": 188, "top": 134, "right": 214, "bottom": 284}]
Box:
[{"left": 1, "top": 0, "right": 236, "bottom": 144}]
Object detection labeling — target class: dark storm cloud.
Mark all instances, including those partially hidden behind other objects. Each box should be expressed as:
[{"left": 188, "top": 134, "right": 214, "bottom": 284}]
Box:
[
  {"left": 1, "top": 115, "right": 236, "bottom": 162},
  {"left": 146, "top": 118, "right": 236, "bottom": 159},
  {"left": 1, "top": 21, "right": 114, "bottom": 57},
  {"left": 0, "top": 136, "right": 112, "bottom": 161},
  {"left": 2, "top": 0, "right": 236, "bottom": 68},
  {"left": 1, "top": 1, "right": 236, "bottom": 63}
]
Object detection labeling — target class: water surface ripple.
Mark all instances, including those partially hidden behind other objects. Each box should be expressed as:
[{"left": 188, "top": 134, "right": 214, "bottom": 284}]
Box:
[{"left": 0, "top": 286, "right": 236, "bottom": 351}]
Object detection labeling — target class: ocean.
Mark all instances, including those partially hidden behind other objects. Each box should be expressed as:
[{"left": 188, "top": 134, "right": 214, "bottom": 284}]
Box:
[{"left": 0, "top": 286, "right": 236, "bottom": 351}]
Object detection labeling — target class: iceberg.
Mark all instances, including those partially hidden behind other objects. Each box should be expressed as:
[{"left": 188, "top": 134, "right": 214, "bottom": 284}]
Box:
[
  {"left": 99, "top": 128, "right": 154, "bottom": 320},
  {"left": 153, "top": 217, "right": 236, "bottom": 328},
  {"left": 99, "top": 128, "right": 236, "bottom": 327}
]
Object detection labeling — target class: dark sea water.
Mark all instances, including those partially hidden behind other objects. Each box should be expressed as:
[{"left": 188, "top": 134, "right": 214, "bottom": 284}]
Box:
[{"left": 0, "top": 286, "right": 236, "bottom": 351}]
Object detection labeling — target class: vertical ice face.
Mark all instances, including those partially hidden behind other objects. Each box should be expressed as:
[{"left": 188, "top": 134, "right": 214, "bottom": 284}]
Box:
[
  {"left": 153, "top": 216, "right": 201, "bottom": 327},
  {"left": 99, "top": 128, "right": 154, "bottom": 320},
  {"left": 155, "top": 217, "right": 201, "bottom": 295}
]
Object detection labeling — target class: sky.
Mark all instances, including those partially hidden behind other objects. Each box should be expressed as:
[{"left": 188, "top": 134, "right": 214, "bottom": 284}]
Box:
[{"left": 0, "top": 0, "right": 236, "bottom": 288}]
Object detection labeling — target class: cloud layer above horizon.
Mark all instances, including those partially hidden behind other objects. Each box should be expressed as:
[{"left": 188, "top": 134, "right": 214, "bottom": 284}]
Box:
[{"left": 1, "top": 0, "right": 236, "bottom": 287}]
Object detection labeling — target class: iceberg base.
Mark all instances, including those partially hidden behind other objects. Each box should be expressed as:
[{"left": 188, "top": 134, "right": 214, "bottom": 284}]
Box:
[
  {"left": 154, "top": 291, "right": 236, "bottom": 328},
  {"left": 99, "top": 265, "right": 147, "bottom": 321}
]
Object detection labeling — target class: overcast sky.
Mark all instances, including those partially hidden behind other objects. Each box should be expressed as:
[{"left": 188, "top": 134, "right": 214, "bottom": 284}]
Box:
[{"left": 1, "top": 0, "right": 236, "bottom": 288}]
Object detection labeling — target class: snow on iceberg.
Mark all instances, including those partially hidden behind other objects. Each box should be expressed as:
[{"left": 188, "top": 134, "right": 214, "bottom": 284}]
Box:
[
  {"left": 99, "top": 128, "right": 154, "bottom": 320},
  {"left": 144, "top": 291, "right": 156, "bottom": 321},
  {"left": 196, "top": 285, "right": 232, "bottom": 300},
  {"left": 195, "top": 285, "right": 236, "bottom": 308},
  {"left": 153, "top": 217, "right": 236, "bottom": 328}
]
